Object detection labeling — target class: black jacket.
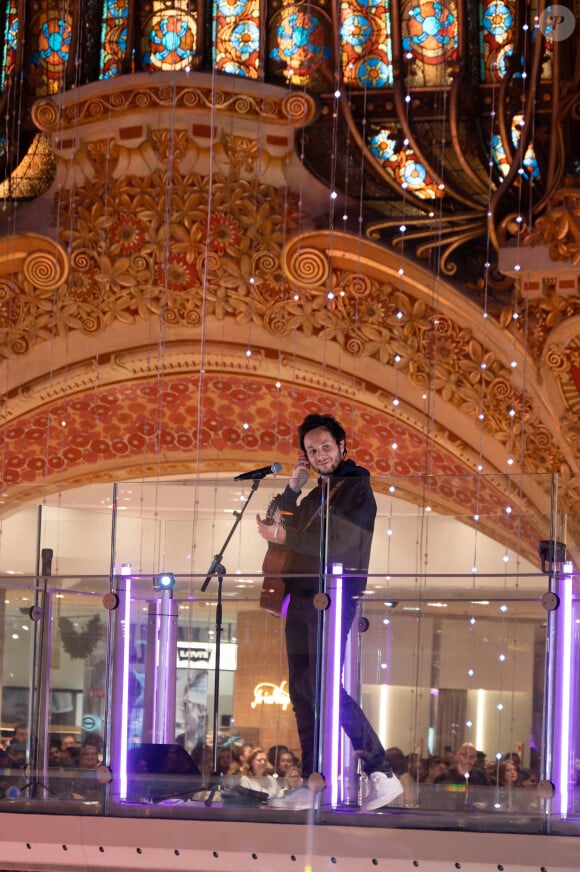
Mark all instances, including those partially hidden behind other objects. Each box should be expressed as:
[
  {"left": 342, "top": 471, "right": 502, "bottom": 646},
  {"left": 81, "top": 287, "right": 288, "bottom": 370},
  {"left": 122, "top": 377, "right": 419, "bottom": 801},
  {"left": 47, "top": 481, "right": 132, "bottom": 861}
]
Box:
[{"left": 277, "top": 459, "right": 377, "bottom": 596}]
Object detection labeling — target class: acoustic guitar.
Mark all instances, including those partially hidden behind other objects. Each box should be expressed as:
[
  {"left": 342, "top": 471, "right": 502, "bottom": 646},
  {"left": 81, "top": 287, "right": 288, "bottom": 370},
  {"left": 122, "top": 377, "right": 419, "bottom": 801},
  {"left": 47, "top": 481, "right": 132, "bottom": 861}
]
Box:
[
  {"left": 259, "top": 494, "right": 292, "bottom": 616},
  {"left": 259, "top": 479, "right": 344, "bottom": 615}
]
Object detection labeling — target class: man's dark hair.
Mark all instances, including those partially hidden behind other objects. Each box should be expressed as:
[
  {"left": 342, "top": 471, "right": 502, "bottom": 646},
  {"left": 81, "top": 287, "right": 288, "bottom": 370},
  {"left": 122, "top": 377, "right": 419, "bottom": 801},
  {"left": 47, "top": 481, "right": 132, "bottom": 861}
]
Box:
[{"left": 297, "top": 414, "right": 347, "bottom": 454}]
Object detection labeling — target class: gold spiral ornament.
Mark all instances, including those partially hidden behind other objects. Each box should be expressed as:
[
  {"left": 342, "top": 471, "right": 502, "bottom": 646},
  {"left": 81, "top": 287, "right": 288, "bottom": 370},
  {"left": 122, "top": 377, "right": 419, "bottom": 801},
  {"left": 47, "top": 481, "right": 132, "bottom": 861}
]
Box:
[
  {"left": 79, "top": 311, "right": 102, "bottom": 334},
  {"left": 544, "top": 343, "right": 567, "bottom": 374},
  {"left": 71, "top": 249, "right": 94, "bottom": 271},
  {"left": 131, "top": 253, "right": 151, "bottom": 273},
  {"left": 264, "top": 301, "right": 291, "bottom": 337},
  {"left": 31, "top": 98, "right": 59, "bottom": 131},
  {"left": 24, "top": 247, "right": 69, "bottom": 289},
  {"left": 489, "top": 377, "right": 512, "bottom": 401},
  {"left": 199, "top": 250, "right": 221, "bottom": 275},
  {"left": 182, "top": 88, "right": 201, "bottom": 109},
  {"left": 252, "top": 251, "right": 277, "bottom": 274},
  {"left": 343, "top": 274, "right": 373, "bottom": 298},
  {"left": 233, "top": 95, "right": 253, "bottom": 116},
  {"left": 345, "top": 336, "right": 364, "bottom": 356},
  {"left": 109, "top": 91, "right": 127, "bottom": 111},
  {"left": 285, "top": 246, "right": 330, "bottom": 288},
  {"left": 134, "top": 90, "right": 152, "bottom": 109},
  {"left": 281, "top": 93, "right": 314, "bottom": 126}
]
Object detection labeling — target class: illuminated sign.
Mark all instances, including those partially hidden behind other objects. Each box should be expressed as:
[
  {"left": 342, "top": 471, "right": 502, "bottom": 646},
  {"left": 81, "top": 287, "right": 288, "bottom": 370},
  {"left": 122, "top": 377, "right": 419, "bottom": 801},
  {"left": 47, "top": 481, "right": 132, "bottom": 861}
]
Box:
[
  {"left": 176, "top": 641, "right": 237, "bottom": 671},
  {"left": 251, "top": 680, "right": 291, "bottom": 711}
]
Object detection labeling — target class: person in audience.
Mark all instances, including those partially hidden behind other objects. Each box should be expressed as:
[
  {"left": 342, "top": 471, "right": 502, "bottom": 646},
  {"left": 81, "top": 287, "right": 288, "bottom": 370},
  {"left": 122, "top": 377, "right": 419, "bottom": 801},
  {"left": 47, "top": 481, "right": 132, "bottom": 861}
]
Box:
[
  {"left": 48, "top": 742, "right": 64, "bottom": 768},
  {"left": 239, "top": 748, "right": 284, "bottom": 801},
  {"left": 494, "top": 759, "right": 540, "bottom": 813},
  {"left": 500, "top": 751, "right": 522, "bottom": 784},
  {"left": 238, "top": 743, "right": 254, "bottom": 768},
  {"left": 434, "top": 742, "right": 489, "bottom": 810},
  {"left": 267, "top": 744, "right": 289, "bottom": 775},
  {"left": 423, "top": 755, "right": 447, "bottom": 783},
  {"left": 70, "top": 742, "right": 102, "bottom": 801},
  {"left": 0, "top": 745, "right": 26, "bottom": 796},
  {"left": 60, "top": 734, "right": 81, "bottom": 767},
  {"left": 520, "top": 768, "right": 538, "bottom": 788},
  {"left": 215, "top": 746, "right": 240, "bottom": 777},
  {"left": 407, "top": 753, "right": 426, "bottom": 784},
  {"left": 279, "top": 764, "right": 304, "bottom": 794},
  {"left": 435, "top": 742, "right": 488, "bottom": 786},
  {"left": 275, "top": 749, "right": 297, "bottom": 779},
  {"left": 46, "top": 741, "right": 70, "bottom": 798},
  {"left": 385, "top": 747, "right": 417, "bottom": 807},
  {"left": 6, "top": 723, "right": 28, "bottom": 767}
]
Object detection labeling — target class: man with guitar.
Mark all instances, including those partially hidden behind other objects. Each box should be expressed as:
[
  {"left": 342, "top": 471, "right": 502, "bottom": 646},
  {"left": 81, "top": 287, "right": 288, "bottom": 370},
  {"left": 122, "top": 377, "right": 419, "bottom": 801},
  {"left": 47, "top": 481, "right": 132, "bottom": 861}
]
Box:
[{"left": 256, "top": 413, "right": 402, "bottom": 811}]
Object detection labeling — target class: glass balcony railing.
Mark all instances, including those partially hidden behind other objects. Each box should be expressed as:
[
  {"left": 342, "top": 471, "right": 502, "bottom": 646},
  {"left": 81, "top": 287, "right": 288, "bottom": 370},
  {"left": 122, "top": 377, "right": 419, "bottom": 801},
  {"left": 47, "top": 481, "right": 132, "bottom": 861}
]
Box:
[{"left": 0, "top": 473, "right": 576, "bottom": 837}]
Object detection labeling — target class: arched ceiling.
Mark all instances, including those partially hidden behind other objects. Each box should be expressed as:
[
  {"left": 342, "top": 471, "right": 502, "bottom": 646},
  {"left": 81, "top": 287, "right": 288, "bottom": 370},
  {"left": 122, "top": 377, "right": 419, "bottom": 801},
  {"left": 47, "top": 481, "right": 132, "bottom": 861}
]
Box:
[{"left": 0, "top": 68, "right": 578, "bottom": 561}]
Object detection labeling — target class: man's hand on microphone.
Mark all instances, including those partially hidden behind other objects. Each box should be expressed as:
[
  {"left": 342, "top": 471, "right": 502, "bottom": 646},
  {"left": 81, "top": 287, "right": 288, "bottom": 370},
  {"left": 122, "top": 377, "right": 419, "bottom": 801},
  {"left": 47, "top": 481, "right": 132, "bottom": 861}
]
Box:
[
  {"left": 256, "top": 514, "right": 287, "bottom": 545},
  {"left": 290, "top": 455, "right": 310, "bottom": 492}
]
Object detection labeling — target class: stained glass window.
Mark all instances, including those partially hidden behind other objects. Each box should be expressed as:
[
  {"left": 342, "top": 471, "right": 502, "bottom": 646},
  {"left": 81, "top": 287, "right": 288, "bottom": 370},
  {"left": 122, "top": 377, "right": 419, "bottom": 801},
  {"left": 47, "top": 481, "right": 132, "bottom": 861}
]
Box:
[
  {"left": 28, "top": 4, "right": 73, "bottom": 96},
  {"left": 369, "top": 127, "right": 441, "bottom": 198},
  {"left": 1, "top": 1, "right": 18, "bottom": 91},
  {"left": 479, "top": 0, "right": 515, "bottom": 82},
  {"left": 142, "top": 2, "right": 197, "bottom": 72},
  {"left": 491, "top": 114, "right": 540, "bottom": 180},
  {"left": 340, "top": 0, "right": 393, "bottom": 88},
  {"left": 214, "top": 0, "right": 260, "bottom": 78},
  {"left": 268, "top": 1, "right": 333, "bottom": 87},
  {"left": 100, "top": 0, "right": 129, "bottom": 79},
  {"left": 401, "top": 0, "right": 458, "bottom": 86},
  {"left": 511, "top": 114, "right": 540, "bottom": 180}
]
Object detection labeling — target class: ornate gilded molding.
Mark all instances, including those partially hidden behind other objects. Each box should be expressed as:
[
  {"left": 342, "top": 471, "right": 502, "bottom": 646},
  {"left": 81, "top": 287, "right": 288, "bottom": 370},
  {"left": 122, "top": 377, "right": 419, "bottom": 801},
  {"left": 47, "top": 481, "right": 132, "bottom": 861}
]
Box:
[
  {"left": 0, "top": 163, "right": 570, "bottom": 482},
  {"left": 521, "top": 186, "right": 580, "bottom": 265},
  {"left": 32, "top": 74, "right": 318, "bottom": 133},
  {"left": 1, "top": 155, "right": 578, "bottom": 554},
  {"left": 0, "top": 233, "right": 68, "bottom": 287}
]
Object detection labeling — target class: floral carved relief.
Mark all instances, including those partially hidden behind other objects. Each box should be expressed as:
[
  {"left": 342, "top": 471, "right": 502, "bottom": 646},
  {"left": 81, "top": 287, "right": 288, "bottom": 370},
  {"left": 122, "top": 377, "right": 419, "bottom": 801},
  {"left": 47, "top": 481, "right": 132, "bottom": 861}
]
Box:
[
  {"left": 0, "top": 130, "right": 577, "bottom": 553},
  {"left": 0, "top": 150, "right": 570, "bottom": 482}
]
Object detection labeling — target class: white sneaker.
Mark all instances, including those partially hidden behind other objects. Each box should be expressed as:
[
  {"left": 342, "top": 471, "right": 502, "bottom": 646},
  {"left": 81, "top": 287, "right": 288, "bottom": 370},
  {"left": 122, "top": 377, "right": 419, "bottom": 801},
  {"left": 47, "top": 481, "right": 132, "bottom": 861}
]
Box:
[{"left": 361, "top": 771, "right": 403, "bottom": 811}]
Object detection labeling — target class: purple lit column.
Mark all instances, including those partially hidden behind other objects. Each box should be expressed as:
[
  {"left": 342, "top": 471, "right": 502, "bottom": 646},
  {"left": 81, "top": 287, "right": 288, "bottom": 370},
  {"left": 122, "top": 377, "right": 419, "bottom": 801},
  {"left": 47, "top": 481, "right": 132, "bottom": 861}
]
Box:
[
  {"left": 319, "top": 562, "right": 344, "bottom": 806},
  {"left": 550, "top": 564, "right": 575, "bottom": 818}
]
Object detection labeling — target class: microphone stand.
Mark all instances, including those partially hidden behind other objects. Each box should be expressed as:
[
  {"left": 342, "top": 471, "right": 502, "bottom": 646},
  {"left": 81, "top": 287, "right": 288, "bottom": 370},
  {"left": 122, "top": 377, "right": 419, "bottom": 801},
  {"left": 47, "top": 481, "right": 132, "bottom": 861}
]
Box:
[{"left": 201, "top": 476, "right": 264, "bottom": 797}]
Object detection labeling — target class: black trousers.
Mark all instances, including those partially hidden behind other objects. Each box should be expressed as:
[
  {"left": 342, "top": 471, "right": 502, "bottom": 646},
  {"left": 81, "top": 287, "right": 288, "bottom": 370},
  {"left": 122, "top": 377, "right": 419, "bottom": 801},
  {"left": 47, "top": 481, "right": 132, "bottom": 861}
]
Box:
[{"left": 285, "top": 590, "right": 389, "bottom": 777}]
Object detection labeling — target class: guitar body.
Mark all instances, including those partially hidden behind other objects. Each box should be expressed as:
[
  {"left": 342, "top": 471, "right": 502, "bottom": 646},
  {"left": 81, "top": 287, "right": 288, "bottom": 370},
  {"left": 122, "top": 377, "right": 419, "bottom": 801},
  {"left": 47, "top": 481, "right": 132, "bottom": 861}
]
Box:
[
  {"left": 260, "top": 546, "right": 290, "bottom": 616},
  {"left": 260, "top": 495, "right": 292, "bottom": 616}
]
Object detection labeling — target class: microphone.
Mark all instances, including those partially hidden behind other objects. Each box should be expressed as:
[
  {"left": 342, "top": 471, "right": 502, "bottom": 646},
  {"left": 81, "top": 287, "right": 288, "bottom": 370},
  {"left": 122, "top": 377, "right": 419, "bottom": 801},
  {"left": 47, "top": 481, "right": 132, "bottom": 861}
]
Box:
[{"left": 234, "top": 461, "right": 283, "bottom": 481}]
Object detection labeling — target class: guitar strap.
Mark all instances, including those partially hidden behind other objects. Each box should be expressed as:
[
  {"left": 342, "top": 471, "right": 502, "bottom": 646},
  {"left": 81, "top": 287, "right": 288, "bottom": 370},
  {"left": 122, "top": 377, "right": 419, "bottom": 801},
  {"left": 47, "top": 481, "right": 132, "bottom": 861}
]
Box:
[{"left": 302, "top": 479, "right": 344, "bottom": 532}]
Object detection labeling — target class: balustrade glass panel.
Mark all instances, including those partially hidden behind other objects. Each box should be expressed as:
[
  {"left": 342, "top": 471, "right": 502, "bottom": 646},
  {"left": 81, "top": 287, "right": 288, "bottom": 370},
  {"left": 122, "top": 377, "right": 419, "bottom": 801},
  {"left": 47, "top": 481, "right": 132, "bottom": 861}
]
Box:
[{"left": 0, "top": 472, "right": 578, "bottom": 835}]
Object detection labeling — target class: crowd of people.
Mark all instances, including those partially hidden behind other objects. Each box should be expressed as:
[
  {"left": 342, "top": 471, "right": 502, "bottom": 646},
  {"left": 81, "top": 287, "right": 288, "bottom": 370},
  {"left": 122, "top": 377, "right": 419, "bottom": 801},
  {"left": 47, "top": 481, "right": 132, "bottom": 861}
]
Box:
[
  {"left": 385, "top": 742, "right": 541, "bottom": 813},
  {"left": 0, "top": 726, "right": 105, "bottom": 801},
  {"left": 0, "top": 722, "right": 547, "bottom": 814},
  {"left": 186, "top": 738, "right": 543, "bottom": 813}
]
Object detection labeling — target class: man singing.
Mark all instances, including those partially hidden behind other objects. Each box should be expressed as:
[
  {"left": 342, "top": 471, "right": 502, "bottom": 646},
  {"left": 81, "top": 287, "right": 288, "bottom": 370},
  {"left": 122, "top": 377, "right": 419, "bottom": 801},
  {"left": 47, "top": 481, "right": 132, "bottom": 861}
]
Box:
[{"left": 257, "top": 413, "right": 402, "bottom": 810}]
